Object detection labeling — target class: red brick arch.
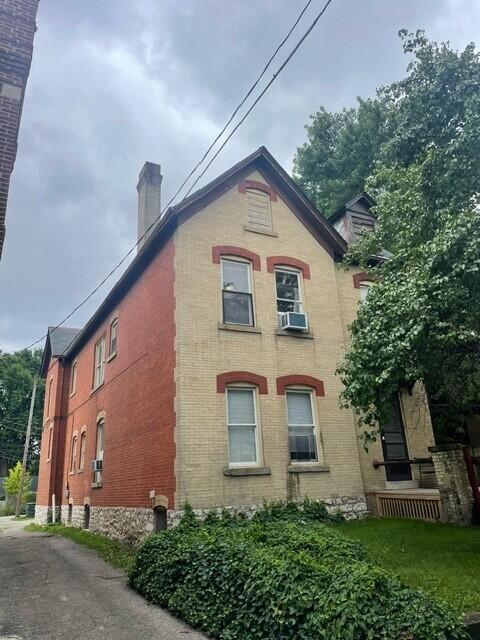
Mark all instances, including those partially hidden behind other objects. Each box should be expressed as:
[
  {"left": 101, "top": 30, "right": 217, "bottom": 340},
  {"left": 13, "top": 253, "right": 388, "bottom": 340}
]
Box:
[
  {"left": 216, "top": 371, "right": 268, "bottom": 394},
  {"left": 267, "top": 256, "right": 311, "bottom": 279},
  {"left": 212, "top": 246, "right": 261, "bottom": 271},
  {"left": 276, "top": 375, "right": 325, "bottom": 396},
  {"left": 353, "top": 272, "right": 376, "bottom": 288},
  {"left": 238, "top": 179, "right": 277, "bottom": 202}
]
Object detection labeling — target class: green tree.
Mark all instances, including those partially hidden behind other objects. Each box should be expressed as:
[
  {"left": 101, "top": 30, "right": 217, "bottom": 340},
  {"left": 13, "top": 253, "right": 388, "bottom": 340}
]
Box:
[
  {"left": 293, "top": 99, "right": 387, "bottom": 216},
  {"left": 0, "top": 349, "right": 44, "bottom": 473},
  {"left": 336, "top": 32, "right": 480, "bottom": 443},
  {"left": 3, "top": 461, "right": 31, "bottom": 504}
]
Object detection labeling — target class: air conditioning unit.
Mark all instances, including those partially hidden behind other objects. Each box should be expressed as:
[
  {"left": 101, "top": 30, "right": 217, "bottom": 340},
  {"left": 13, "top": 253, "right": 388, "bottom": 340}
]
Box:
[
  {"left": 91, "top": 459, "right": 103, "bottom": 472},
  {"left": 280, "top": 311, "right": 308, "bottom": 331}
]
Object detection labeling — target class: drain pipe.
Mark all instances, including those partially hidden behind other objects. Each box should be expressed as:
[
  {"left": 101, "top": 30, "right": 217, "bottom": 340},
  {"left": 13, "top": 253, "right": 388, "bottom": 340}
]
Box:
[{"left": 52, "top": 494, "right": 56, "bottom": 524}]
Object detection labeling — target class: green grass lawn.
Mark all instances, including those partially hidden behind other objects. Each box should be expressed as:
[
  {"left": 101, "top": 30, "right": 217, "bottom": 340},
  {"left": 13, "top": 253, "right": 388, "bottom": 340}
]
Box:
[
  {"left": 337, "top": 517, "right": 480, "bottom": 615},
  {"left": 25, "top": 523, "right": 135, "bottom": 572}
]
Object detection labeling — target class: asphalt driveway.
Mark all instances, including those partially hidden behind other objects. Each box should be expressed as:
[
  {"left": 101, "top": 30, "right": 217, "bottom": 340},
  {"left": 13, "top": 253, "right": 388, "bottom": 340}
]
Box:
[{"left": 0, "top": 517, "right": 206, "bottom": 640}]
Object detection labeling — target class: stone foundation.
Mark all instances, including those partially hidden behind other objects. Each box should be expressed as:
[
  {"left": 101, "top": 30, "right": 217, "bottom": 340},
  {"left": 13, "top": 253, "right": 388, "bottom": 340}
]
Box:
[
  {"left": 35, "top": 495, "right": 368, "bottom": 542},
  {"left": 34, "top": 504, "right": 60, "bottom": 525},
  {"left": 429, "top": 444, "right": 474, "bottom": 526}
]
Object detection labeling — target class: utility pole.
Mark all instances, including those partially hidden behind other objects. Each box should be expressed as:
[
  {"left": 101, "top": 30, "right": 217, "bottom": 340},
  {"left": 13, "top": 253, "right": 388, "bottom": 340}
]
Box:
[{"left": 15, "top": 377, "right": 37, "bottom": 517}]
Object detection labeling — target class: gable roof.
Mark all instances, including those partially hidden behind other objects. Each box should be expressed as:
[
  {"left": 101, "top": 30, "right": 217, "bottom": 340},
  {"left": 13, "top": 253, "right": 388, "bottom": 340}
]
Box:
[
  {"left": 40, "top": 326, "right": 81, "bottom": 376},
  {"left": 329, "top": 192, "right": 375, "bottom": 224},
  {"left": 43, "top": 146, "right": 347, "bottom": 367}
]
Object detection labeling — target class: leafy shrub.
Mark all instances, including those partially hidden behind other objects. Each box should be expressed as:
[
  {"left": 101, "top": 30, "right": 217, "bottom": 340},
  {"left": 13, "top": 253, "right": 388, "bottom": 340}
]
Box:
[
  {"left": 129, "top": 508, "right": 467, "bottom": 640},
  {"left": 252, "top": 498, "right": 344, "bottom": 524}
]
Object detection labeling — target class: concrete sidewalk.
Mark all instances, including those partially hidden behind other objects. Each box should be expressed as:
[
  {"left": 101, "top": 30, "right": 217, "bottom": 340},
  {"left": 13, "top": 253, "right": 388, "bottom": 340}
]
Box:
[{"left": 0, "top": 517, "right": 206, "bottom": 640}]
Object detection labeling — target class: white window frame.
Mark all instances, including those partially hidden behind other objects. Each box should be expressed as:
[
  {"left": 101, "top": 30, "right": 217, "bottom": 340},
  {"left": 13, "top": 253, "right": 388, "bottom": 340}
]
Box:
[
  {"left": 285, "top": 388, "right": 321, "bottom": 464},
  {"left": 79, "top": 431, "right": 86, "bottom": 471},
  {"left": 70, "top": 435, "right": 78, "bottom": 474},
  {"left": 70, "top": 361, "right": 78, "bottom": 396},
  {"left": 93, "top": 336, "right": 106, "bottom": 389},
  {"left": 93, "top": 418, "right": 104, "bottom": 486},
  {"left": 220, "top": 257, "right": 255, "bottom": 326},
  {"left": 109, "top": 318, "right": 118, "bottom": 358},
  {"left": 274, "top": 267, "right": 304, "bottom": 316},
  {"left": 359, "top": 281, "right": 372, "bottom": 303},
  {"left": 226, "top": 385, "right": 261, "bottom": 468}
]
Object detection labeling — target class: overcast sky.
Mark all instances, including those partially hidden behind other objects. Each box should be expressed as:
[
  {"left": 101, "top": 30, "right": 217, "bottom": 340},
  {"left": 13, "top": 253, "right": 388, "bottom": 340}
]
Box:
[{"left": 0, "top": 0, "right": 479, "bottom": 352}]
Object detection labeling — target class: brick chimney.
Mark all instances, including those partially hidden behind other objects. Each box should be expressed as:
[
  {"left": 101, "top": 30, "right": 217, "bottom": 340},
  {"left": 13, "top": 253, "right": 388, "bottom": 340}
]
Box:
[{"left": 137, "top": 162, "right": 162, "bottom": 250}]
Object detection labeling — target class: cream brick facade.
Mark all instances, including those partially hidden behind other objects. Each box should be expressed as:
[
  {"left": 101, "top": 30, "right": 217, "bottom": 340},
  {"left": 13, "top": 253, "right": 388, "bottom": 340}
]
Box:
[{"left": 173, "top": 168, "right": 433, "bottom": 511}]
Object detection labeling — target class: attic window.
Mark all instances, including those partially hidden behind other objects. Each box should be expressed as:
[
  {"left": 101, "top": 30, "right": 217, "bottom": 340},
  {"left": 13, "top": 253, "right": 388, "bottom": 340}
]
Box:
[
  {"left": 246, "top": 189, "right": 273, "bottom": 232},
  {"left": 351, "top": 214, "right": 375, "bottom": 239}
]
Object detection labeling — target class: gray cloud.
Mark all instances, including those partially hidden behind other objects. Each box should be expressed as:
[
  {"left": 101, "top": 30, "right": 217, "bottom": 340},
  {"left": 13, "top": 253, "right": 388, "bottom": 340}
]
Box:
[{"left": 1, "top": 0, "right": 479, "bottom": 351}]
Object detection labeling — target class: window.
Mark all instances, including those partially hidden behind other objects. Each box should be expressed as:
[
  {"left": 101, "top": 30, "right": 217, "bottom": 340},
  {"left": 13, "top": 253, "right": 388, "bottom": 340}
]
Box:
[
  {"left": 47, "top": 426, "right": 53, "bottom": 461},
  {"left": 275, "top": 268, "right": 303, "bottom": 314},
  {"left": 246, "top": 188, "right": 272, "bottom": 231},
  {"left": 221, "top": 258, "right": 254, "bottom": 326},
  {"left": 47, "top": 378, "right": 53, "bottom": 417},
  {"left": 226, "top": 387, "right": 259, "bottom": 466},
  {"left": 93, "top": 336, "right": 106, "bottom": 389},
  {"left": 359, "top": 281, "right": 372, "bottom": 303},
  {"left": 79, "top": 432, "right": 86, "bottom": 471},
  {"left": 286, "top": 390, "right": 318, "bottom": 462},
  {"left": 109, "top": 318, "right": 118, "bottom": 357},
  {"left": 93, "top": 418, "right": 104, "bottom": 485},
  {"left": 70, "top": 436, "right": 78, "bottom": 473},
  {"left": 70, "top": 362, "right": 78, "bottom": 395}
]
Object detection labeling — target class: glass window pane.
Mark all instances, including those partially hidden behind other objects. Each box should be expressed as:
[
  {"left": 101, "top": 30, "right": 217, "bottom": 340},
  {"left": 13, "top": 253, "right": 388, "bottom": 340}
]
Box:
[
  {"left": 289, "top": 432, "right": 317, "bottom": 461},
  {"left": 287, "top": 392, "right": 313, "bottom": 425},
  {"left": 276, "top": 271, "right": 300, "bottom": 302},
  {"left": 359, "top": 283, "right": 371, "bottom": 302},
  {"left": 222, "top": 260, "right": 250, "bottom": 293},
  {"left": 229, "top": 425, "right": 256, "bottom": 463},
  {"left": 227, "top": 389, "right": 255, "bottom": 424},
  {"left": 223, "top": 291, "right": 253, "bottom": 325}
]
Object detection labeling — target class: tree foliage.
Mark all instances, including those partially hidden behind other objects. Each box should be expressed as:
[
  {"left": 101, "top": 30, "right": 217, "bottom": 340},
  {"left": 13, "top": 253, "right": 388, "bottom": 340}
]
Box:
[
  {"left": 0, "top": 349, "right": 44, "bottom": 473},
  {"left": 334, "top": 31, "right": 480, "bottom": 442},
  {"left": 3, "top": 460, "right": 31, "bottom": 502},
  {"left": 293, "top": 99, "right": 387, "bottom": 215}
]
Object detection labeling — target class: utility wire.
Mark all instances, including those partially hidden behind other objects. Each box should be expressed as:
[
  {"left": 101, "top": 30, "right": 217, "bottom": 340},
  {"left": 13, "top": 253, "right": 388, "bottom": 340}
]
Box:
[
  {"left": 183, "top": 0, "right": 333, "bottom": 199},
  {"left": 22, "top": 0, "right": 334, "bottom": 353}
]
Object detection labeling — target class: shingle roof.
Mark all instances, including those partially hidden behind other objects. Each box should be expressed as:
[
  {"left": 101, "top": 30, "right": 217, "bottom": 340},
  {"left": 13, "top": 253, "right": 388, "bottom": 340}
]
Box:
[{"left": 48, "top": 326, "right": 81, "bottom": 357}]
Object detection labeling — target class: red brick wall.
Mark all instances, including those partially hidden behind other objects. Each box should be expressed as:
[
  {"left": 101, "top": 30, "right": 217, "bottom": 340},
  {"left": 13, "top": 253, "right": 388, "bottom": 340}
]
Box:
[
  {"left": 37, "top": 357, "right": 71, "bottom": 506},
  {"left": 0, "top": 0, "right": 39, "bottom": 258},
  {"left": 37, "top": 238, "right": 176, "bottom": 511}
]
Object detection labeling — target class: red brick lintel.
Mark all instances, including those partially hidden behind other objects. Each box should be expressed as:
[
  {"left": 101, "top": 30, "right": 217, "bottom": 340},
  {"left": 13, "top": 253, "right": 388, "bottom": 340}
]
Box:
[
  {"left": 238, "top": 179, "right": 277, "bottom": 202},
  {"left": 212, "top": 246, "right": 261, "bottom": 271},
  {"left": 353, "top": 272, "right": 376, "bottom": 289},
  {"left": 276, "top": 375, "right": 325, "bottom": 396},
  {"left": 217, "top": 371, "right": 268, "bottom": 394},
  {"left": 267, "top": 256, "right": 311, "bottom": 279}
]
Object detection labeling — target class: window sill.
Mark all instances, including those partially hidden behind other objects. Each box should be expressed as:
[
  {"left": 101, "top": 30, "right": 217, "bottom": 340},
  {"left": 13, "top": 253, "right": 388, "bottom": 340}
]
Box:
[
  {"left": 91, "top": 481, "right": 103, "bottom": 489},
  {"left": 90, "top": 382, "right": 104, "bottom": 395},
  {"left": 244, "top": 224, "right": 278, "bottom": 237},
  {"left": 288, "top": 463, "right": 330, "bottom": 474},
  {"left": 223, "top": 466, "right": 271, "bottom": 477},
  {"left": 218, "top": 322, "right": 262, "bottom": 334},
  {"left": 275, "top": 328, "right": 314, "bottom": 339},
  {"left": 107, "top": 352, "right": 117, "bottom": 363}
]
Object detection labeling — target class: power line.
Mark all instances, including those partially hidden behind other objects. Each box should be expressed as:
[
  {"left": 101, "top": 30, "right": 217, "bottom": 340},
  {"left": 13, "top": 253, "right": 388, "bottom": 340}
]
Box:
[
  {"left": 160, "top": 0, "right": 315, "bottom": 213},
  {"left": 22, "top": 0, "right": 334, "bottom": 354},
  {"left": 183, "top": 0, "right": 333, "bottom": 199}
]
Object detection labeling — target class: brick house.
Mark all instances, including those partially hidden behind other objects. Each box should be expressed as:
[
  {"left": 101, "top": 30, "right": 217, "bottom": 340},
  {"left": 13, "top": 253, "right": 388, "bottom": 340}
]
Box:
[
  {"left": 36, "top": 147, "right": 436, "bottom": 539},
  {"left": 0, "top": 0, "right": 39, "bottom": 259}
]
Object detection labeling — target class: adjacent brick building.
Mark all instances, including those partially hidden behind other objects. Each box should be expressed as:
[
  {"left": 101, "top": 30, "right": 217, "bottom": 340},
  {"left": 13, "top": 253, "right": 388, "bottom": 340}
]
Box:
[
  {"left": 36, "top": 147, "right": 436, "bottom": 539},
  {"left": 0, "top": 0, "right": 39, "bottom": 259}
]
